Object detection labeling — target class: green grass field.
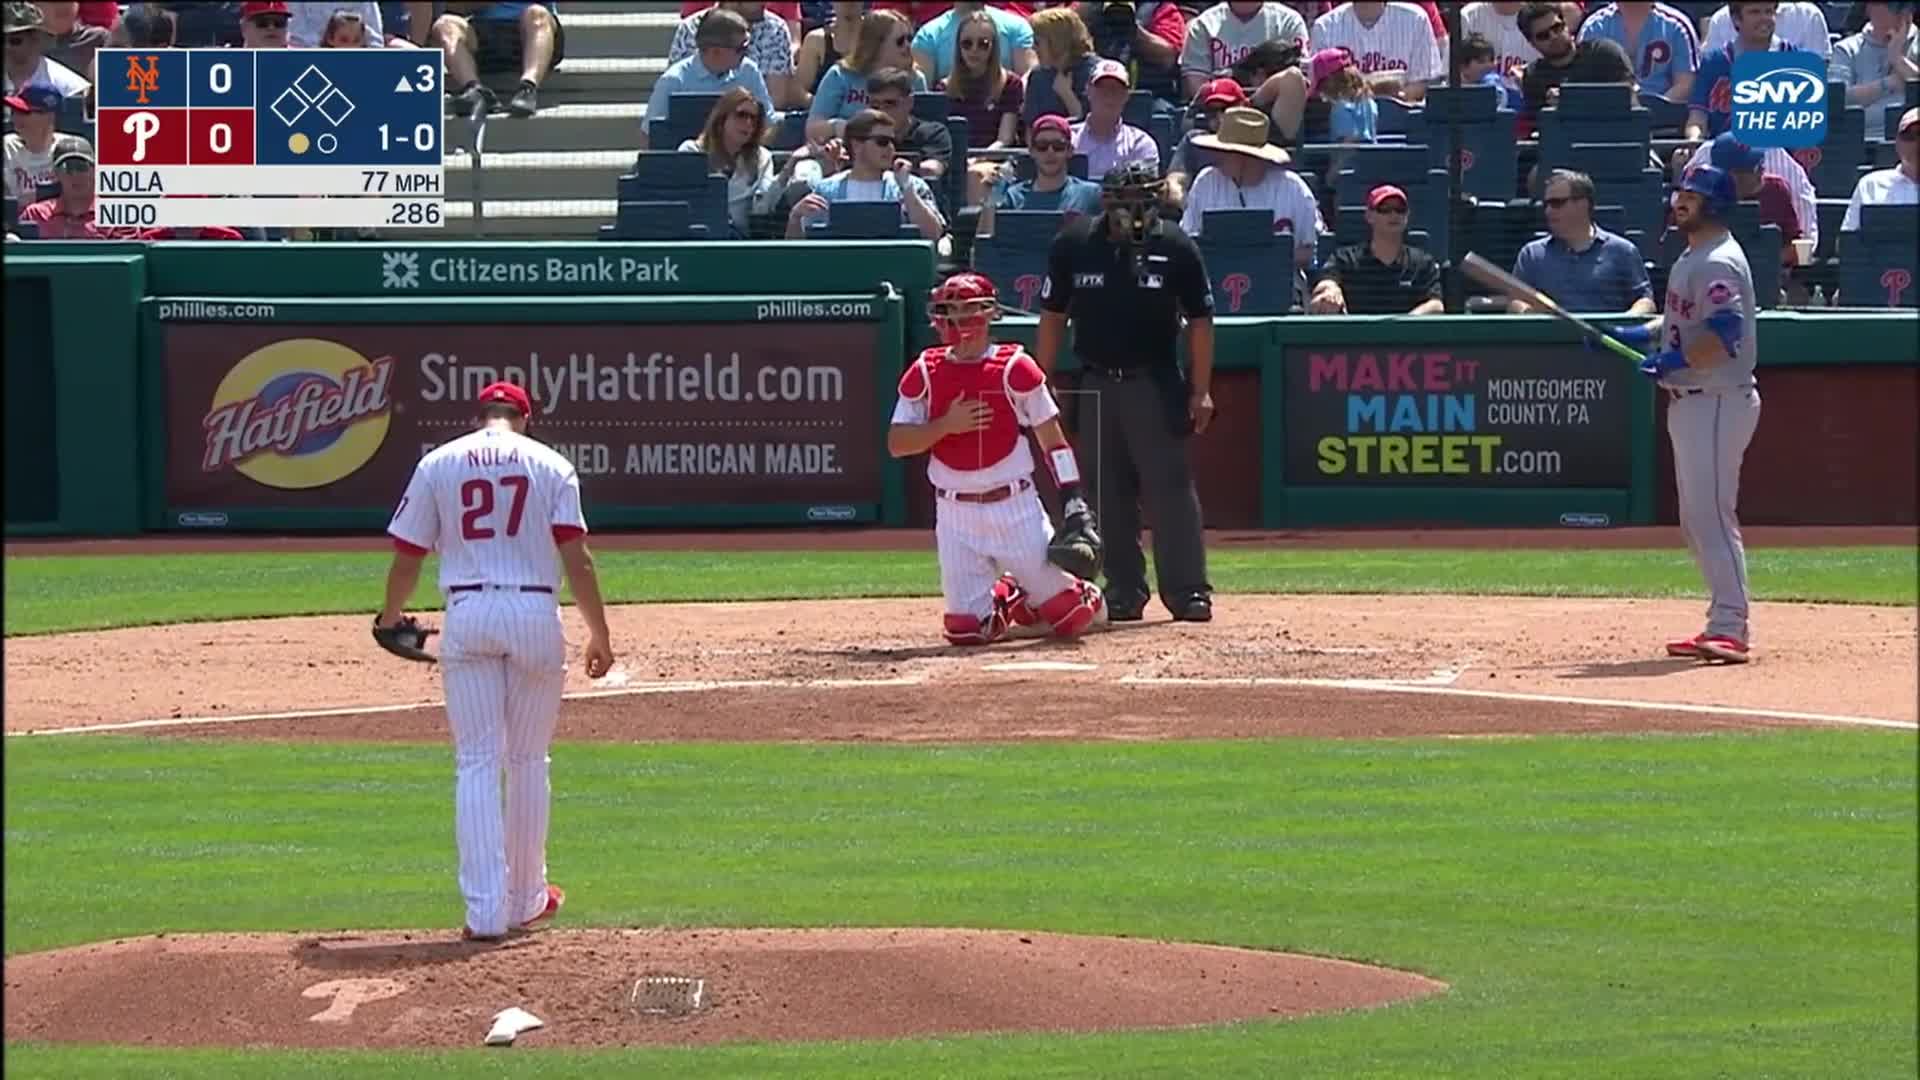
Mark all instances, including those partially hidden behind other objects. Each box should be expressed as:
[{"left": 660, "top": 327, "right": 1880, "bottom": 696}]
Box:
[
  {"left": 4, "top": 544, "right": 1913, "bottom": 635},
  {"left": 4, "top": 546, "right": 1916, "bottom": 1078}
]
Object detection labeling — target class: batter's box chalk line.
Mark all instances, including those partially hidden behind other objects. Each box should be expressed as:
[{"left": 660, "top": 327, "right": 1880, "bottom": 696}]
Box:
[{"left": 628, "top": 975, "right": 705, "bottom": 1018}]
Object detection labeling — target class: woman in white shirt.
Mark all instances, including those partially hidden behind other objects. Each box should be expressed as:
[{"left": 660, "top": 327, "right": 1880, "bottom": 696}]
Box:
[{"left": 680, "top": 86, "right": 782, "bottom": 237}]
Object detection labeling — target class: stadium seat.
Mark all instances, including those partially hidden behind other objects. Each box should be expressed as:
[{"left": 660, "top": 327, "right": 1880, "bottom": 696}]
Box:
[
  {"left": 643, "top": 92, "right": 725, "bottom": 152},
  {"left": 1556, "top": 142, "right": 1665, "bottom": 249},
  {"left": 1334, "top": 151, "right": 1450, "bottom": 255},
  {"left": 1884, "top": 103, "right": 1909, "bottom": 143},
  {"left": 1537, "top": 88, "right": 1650, "bottom": 164},
  {"left": 1198, "top": 230, "right": 1298, "bottom": 315},
  {"left": 1815, "top": 198, "right": 1848, "bottom": 261},
  {"left": 766, "top": 111, "right": 809, "bottom": 151},
  {"left": 605, "top": 200, "right": 713, "bottom": 240},
  {"left": 1836, "top": 205, "right": 1920, "bottom": 307},
  {"left": 1197, "top": 208, "right": 1278, "bottom": 246},
  {"left": 2, "top": 195, "right": 15, "bottom": 229},
  {"left": 1148, "top": 112, "right": 1178, "bottom": 172},
  {"left": 972, "top": 211, "right": 1062, "bottom": 312},
  {"left": 1426, "top": 122, "right": 1519, "bottom": 200},
  {"left": 1377, "top": 96, "right": 1420, "bottom": 136},
  {"left": 54, "top": 95, "right": 89, "bottom": 139},
  {"left": 913, "top": 92, "right": 950, "bottom": 125},
  {"left": 1638, "top": 92, "right": 1689, "bottom": 134},
  {"left": 618, "top": 152, "right": 730, "bottom": 237},
  {"left": 1422, "top": 84, "right": 1501, "bottom": 125},
  {"left": 1460, "top": 198, "right": 1539, "bottom": 277},
  {"left": 807, "top": 200, "right": 921, "bottom": 239}
]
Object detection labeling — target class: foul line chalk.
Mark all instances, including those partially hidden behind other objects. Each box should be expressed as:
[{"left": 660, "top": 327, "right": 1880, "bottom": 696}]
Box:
[
  {"left": 1117, "top": 676, "right": 1918, "bottom": 731},
  {"left": 6, "top": 676, "right": 929, "bottom": 737}
]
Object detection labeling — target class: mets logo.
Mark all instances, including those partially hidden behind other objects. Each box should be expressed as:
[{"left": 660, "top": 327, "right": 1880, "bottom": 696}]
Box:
[
  {"left": 1013, "top": 273, "right": 1043, "bottom": 312},
  {"left": 125, "top": 54, "right": 160, "bottom": 105},
  {"left": 203, "top": 339, "right": 395, "bottom": 489},
  {"left": 1883, "top": 268, "right": 1913, "bottom": 305},
  {"left": 1220, "top": 273, "right": 1251, "bottom": 313}
]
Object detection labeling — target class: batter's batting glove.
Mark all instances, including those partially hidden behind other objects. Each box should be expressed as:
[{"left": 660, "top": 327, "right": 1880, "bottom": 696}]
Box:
[
  {"left": 372, "top": 615, "right": 438, "bottom": 663},
  {"left": 1637, "top": 349, "right": 1688, "bottom": 381},
  {"left": 1048, "top": 495, "right": 1104, "bottom": 580}
]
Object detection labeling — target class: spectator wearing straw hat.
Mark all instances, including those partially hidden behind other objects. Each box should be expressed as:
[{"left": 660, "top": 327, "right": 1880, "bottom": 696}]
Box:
[
  {"left": 1178, "top": 104, "right": 1321, "bottom": 267},
  {"left": 3, "top": 1, "right": 88, "bottom": 99}
]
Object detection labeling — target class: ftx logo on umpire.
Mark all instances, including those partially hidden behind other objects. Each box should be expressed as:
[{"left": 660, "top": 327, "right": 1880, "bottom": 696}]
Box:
[{"left": 1730, "top": 51, "right": 1829, "bottom": 149}]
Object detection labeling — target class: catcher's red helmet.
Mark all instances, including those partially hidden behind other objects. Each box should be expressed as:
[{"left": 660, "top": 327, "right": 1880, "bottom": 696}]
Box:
[{"left": 929, "top": 272, "right": 1000, "bottom": 345}]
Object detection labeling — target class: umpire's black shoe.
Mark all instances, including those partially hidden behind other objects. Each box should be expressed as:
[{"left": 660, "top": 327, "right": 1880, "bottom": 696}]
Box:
[
  {"left": 1105, "top": 592, "right": 1149, "bottom": 622},
  {"left": 1171, "top": 595, "right": 1213, "bottom": 622}
]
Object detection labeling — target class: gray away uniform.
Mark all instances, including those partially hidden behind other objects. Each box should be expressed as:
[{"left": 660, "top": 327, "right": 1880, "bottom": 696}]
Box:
[{"left": 1658, "top": 230, "right": 1763, "bottom": 642}]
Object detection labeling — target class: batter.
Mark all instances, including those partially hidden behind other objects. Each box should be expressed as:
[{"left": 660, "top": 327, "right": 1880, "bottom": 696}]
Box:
[
  {"left": 889, "top": 273, "right": 1108, "bottom": 645},
  {"left": 379, "top": 380, "right": 617, "bottom": 940},
  {"left": 1604, "top": 165, "right": 1762, "bottom": 663}
]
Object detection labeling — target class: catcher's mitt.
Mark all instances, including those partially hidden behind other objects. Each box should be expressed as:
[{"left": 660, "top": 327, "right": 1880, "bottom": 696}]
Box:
[
  {"left": 1048, "top": 495, "right": 1103, "bottom": 580},
  {"left": 372, "top": 615, "right": 438, "bottom": 663}
]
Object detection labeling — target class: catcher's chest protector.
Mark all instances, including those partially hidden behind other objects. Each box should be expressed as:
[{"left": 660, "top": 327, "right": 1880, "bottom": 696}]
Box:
[{"left": 921, "top": 344, "right": 1027, "bottom": 473}]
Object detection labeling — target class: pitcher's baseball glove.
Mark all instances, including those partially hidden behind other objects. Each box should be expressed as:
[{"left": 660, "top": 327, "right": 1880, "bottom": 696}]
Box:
[
  {"left": 1048, "top": 495, "right": 1103, "bottom": 580},
  {"left": 372, "top": 615, "right": 438, "bottom": 663}
]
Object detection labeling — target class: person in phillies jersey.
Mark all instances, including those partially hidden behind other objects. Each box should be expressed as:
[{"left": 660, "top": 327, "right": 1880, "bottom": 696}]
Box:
[
  {"left": 1309, "top": 1, "right": 1446, "bottom": 102},
  {"left": 1577, "top": 1, "right": 1700, "bottom": 100},
  {"left": 381, "top": 380, "right": 616, "bottom": 942},
  {"left": 889, "top": 273, "right": 1109, "bottom": 645}
]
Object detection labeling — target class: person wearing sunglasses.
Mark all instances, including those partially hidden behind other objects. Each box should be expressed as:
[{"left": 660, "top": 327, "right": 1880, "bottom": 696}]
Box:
[
  {"left": 911, "top": 0, "right": 1035, "bottom": 85},
  {"left": 1309, "top": 184, "right": 1443, "bottom": 315},
  {"left": 668, "top": 2, "right": 801, "bottom": 110},
  {"left": 979, "top": 112, "right": 1102, "bottom": 235},
  {"left": 786, "top": 106, "right": 946, "bottom": 239},
  {"left": 681, "top": 86, "right": 783, "bottom": 235},
  {"left": 1517, "top": 0, "right": 1634, "bottom": 118},
  {"left": 1508, "top": 169, "right": 1657, "bottom": 316},
  {"left": 238, "top": 0, "right": 289, "bottom": 47},
  {"left": 14, "top": 145, "right": 117, "bottom": 239},
  {"left": 643, "top": 8, "right": 778, "bottom": 148},
  {"left": 807, "top": 8, "right": 925, "bottom": 144},
  {"left": 2, "top": 1, "right": 88, "bottom": 100}
]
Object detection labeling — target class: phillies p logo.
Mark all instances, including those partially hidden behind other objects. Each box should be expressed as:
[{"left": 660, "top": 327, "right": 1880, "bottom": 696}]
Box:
[
  {"left": 1014, "top": 274, "right": 1042, "bottom": 313},
  {"left": 1220, "top": 273, "right": 1251, "bottom": 313},
  {"left": 1883, "top": 268, "right": 1913, "bottom": 306}
]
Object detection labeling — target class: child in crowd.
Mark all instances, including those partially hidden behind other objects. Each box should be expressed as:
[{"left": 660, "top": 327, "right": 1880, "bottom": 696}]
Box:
[{"left": 1310, "top": 47, "right": 1375, "bottom": 144}]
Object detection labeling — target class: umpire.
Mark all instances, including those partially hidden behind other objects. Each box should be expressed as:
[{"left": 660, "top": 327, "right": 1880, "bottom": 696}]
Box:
[{"left": 1035, "top": 162, "right": 1216, "bottom": 622}]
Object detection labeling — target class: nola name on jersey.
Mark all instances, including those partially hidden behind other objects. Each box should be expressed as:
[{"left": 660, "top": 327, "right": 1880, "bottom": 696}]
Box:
[{"left": 897, "top": 343, "right": 1047, "bottom": 474}]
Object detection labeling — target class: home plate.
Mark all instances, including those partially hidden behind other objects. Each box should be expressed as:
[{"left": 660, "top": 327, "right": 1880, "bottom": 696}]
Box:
[{"left": 982, "top": 661, "right": 1099, "bottom": 672}]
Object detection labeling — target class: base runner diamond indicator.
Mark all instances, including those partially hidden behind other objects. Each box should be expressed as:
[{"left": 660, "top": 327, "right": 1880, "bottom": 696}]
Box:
[{"left": 270, "top": 88, "right": 309, "bottom": 126}]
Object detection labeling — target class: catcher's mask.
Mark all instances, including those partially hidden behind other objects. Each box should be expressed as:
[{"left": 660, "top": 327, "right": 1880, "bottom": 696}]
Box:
[
  {"left": 929, "top": 272, "right": 1001, "bottom": 346},
  {"left": 1100, "top": 161, "right": 1165, "bottom": 249}
]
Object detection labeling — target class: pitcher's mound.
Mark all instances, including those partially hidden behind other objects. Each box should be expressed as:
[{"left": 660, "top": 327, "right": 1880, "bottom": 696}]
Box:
[{"left": 3, "top": 927, "right": 1447, "bottom": 1048}]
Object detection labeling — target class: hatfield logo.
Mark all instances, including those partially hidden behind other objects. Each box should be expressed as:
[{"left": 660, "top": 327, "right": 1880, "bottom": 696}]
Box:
[
  {"left": 1730, "top": 52, "right": 1828, "bottom": 149},
  {"left": 382, "top": 250, "right": 420, "bottom": 290},
  {"left": 203, "top": 339, "right": 395, "bottom": 489}
]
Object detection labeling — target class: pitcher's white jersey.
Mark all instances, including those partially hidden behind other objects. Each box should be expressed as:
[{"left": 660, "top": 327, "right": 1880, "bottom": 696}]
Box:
[{"left": 388, "top": 427, "right": 588, "bottom": 586}]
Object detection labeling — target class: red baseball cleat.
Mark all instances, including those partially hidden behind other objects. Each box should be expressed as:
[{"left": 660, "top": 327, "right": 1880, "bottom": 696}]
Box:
[
  {"left": 1695, "top": 636, "right": 1751, "bottom": 663},
  {"left": 1666, "top": 634, "right": 1707, "bottom": 658},
  {"left": 518, "top": 883, "right": 565, "bottom": 931}
]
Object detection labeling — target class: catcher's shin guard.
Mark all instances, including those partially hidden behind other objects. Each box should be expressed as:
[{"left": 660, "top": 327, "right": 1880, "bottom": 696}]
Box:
[
  {"left": 993, "top": 574, "right": 1049, "bottom": 639},
  {"left": 1035, "top": 581, "right": 1106, "bottom": 639},
  {"left": 943, "top": 609, "right": 1009, "bottom": 646}
]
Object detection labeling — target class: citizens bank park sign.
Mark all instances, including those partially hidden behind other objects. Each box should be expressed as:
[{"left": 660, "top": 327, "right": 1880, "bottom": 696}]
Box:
[{"left": 165, "top": 322, "right": 882, "bottom": 510}]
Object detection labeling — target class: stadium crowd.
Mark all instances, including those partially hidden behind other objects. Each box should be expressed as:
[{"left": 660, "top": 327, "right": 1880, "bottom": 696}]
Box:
[{"left": 3, "top": 1, "right": 1916, "bottom": 311}]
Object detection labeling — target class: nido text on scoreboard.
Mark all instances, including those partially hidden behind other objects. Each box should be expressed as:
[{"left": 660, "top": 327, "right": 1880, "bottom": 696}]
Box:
[{"left": 96, "top": 48, "right": 445, "bottom": 230}]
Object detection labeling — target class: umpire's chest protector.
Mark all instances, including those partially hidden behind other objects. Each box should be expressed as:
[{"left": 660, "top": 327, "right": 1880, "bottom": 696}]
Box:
[{"left": 901, "top": 344, "right": 1039, "bottom": 472}]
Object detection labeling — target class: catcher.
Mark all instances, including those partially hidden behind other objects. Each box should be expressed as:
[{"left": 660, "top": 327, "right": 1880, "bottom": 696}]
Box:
[{"left": 888, "top": 272, "right": 1108, "bottom": 645}]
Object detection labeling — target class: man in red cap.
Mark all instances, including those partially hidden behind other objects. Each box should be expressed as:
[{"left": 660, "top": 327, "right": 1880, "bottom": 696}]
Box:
[
  {"left": 238, "top": 1, "right": 289, "bottom": 47},
  {"left": 4, "top": 84, "right": 91, "bottom": 202},
  {"left": 381, "top": 379, "right": 615, "bottom": 943},
  {"left": 979, "top": 112, "right": 1103, "bottom": 233},
  {"left": 1309, "top": 183, "right": 1444, "bottom": 314}
]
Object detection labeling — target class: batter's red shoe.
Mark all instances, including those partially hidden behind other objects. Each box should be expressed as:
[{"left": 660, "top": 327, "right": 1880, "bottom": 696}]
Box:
[
  {"left": 1665, "top": 634, "right": 1707, "bottom": 658},
  {"left": 1696, "top": 636, "right": 1751, "bottom": 663},
  {"left": 518, "top": 884, "right": 565, "bottom": 930}
]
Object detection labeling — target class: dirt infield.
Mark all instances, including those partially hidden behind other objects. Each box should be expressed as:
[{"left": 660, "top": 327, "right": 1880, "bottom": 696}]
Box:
[{"left": 5, "top": 588, "right": 1911, "bottom": 1051}]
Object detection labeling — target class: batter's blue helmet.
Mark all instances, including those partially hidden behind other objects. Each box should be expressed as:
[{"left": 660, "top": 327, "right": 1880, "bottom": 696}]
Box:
[{"left": 1678, "top": 165, "right": 1736, "bottom": 216}]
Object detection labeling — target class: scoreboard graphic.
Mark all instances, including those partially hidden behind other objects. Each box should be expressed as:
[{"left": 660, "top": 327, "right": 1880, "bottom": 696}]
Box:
[{"left": 96, "top": 49, "right": 445, "bottom": 230}]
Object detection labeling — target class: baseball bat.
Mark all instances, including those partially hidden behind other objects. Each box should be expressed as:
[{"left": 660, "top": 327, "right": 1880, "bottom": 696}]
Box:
[{"left": 1459, "top": 253, "right": 1648, "bottom": 365}]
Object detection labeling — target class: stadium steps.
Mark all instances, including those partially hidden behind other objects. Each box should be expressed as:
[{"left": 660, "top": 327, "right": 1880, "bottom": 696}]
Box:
[
  {"left": 425, "top": 7, "right": 673, "bottom": 239},
  {"left": 440, "top": 197, "right": 615, "bottom": 238},
  {"left": 446, "top": 149, "right": 635, "bottom": 201}
]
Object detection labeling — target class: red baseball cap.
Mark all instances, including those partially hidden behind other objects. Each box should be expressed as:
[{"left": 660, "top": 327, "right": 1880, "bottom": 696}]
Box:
[
  {"left": 1367, "top": 184, "right": 1408, "bottom": 210},
  {"left": 240, "top": 1, "right": 291, "bottom": 18},
  {"left": 1030, "top": 113, "right": 1072, "bottom": 140},
  {"left": 4, "top": 86, "right": 61, "bottom": 114},
  {"left": 1196, "top": 78, "right": 1247, "bottom": 109},
  {"left": 477, "top": 381, "right": 532, "bottom": 416}
]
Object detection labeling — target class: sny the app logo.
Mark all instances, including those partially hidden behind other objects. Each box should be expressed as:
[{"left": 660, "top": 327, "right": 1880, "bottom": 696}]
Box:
[
  {"left": 1729, "top": 51, "right": 1828, "bottom": 149},
  {"left": 124, "top": 54, "right": 160, "bottom": 105}
]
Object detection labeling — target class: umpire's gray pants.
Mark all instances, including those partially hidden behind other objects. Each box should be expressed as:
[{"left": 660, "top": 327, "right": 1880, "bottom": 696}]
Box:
[{"left": 1074, "top": 366, "right": 1210, "bottom": 612}]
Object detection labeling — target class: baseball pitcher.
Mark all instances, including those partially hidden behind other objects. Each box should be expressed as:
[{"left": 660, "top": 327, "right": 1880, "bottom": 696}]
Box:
[
  {"left": 889, "top": 273, "right": 1109, "bottom": 645},
  {"left": 1593, "top": 165, "right": 1761, "bottom": 663},
  {"left": 376, "top": 380, "right": 616, "bottom": 941}
]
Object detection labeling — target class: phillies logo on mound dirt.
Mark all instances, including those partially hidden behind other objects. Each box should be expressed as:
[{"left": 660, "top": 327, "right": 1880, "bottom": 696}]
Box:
[{"left": 202, "top": 339, "right": 395, "bottom": 489}]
